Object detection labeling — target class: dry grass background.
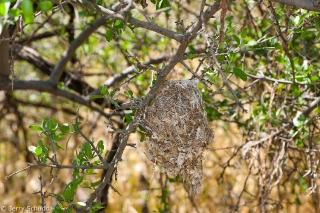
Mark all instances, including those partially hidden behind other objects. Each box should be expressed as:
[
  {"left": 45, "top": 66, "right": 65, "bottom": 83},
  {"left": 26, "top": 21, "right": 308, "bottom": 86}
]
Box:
[{"left": 0, "top": 102, "right": 317, "bottom": 213}]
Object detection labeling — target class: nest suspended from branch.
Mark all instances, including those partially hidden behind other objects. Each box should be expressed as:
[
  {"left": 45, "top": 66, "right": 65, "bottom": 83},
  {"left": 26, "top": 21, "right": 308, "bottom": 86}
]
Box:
[{"left": 144, "top": 79, "right": 214, "bottom": 195}]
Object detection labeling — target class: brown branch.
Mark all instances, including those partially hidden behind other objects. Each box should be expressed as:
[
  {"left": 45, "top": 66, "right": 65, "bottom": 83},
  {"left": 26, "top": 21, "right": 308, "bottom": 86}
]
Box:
[
  {"left": 270, "top": 0, "right": 320, "bottom": 11},
  {"left": 75, "top": 2, "right": 222, "bottom": 212},
  {"left": 13, "top": 43, "right": 123, "bottom": 108},
  {"left": 5, "top": 163, "right": 111, "bottom": 179},
  {"left": 0, "top": 80, "right": 114, "bottom": 118},
  {"left": 49, "top": 16, "right": 109, "bottom": 84},
  {"left": 0, "top": 25, "right": 10, "bottom": 80}
]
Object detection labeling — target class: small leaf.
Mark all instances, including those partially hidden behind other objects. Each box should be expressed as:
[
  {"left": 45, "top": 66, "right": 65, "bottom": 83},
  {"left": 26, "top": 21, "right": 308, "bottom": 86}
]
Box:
[
  {"left": 241, "top": 27, "right": 248, "bottom": 38},
  {"left": 47, "top": 119, "right": 58, "bottom": 132},
  {"left": 124, "top": 113, "right": 133, "bottom": 123},
  {"left": 84, "top": 142, "right": 93, "bottom": 159},
  {"left": 0, "top": 2, "right": 10, "bottom": 16},
  {"left": 124, "top": 90, "right": 133, "bottom": 98},
  {"left": 89, "top": 94, "right": 104, "bottom": 99},
  {"left": 73, "top": 121, "right": 81, "bottom": 130},
  {"left": 156, "top": 0, "right": 170, "bottom": 10},
  {"left": 311, "top": 75, "right": 319, "bottom": 82},
  {"left": 92, "top": 202, "right": 104, "bottom": 211},
  {"left": 63, "top": 186, "right": 73, "bottom": 202},
  {"left": 232, "top": 34, "right": 240, "bottom": 45},
  {"left": 29, "top": 125, "right": 43, "bottom": 131},
  {"left": 100, "top": 85, "right": 109, "bottom": 96},
  {"left": 114, "top": 20, "right": 124, "bottom": 29},
  {"left": 105, "top": 29, "right": 113, "bottom": 42},
  {"left": 109, "top": 88, "right": 118, "bottom": 98},
  {"left": 8, "top": 8, "right": 20, "bottom": 18},
  {"left": 21, "top": 0, "right": 34, "bottom": 24},
  {"left": 59, "top": 123, "right": 70, "bottom": 134},
  {"left": 55, "top": 142, "right": 65, "bottom": 150},
  {"left": 296, "top": 139, "right": 304, "bottom": 147},
  {"left": 38, "top": 1, "right": 53, "bottom": 11},
  {"left": 140, "top": 133, "right": 146, "bottom": 142},
  {"left": 90, "top": 180, "right": 101, "bottom": 188},
  {"left": 233, "top": 67, "right": 247, "bottom": 81},
  {"left": 35, "top": 146, "right": 42, "bottom": 156},
  {"left": 97, "top": 140, "right": 104, "bottom": 153}
]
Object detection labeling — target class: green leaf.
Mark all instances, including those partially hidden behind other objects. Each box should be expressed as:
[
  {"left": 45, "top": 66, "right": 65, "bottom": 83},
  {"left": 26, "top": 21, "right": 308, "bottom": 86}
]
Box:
[
  {"left": 0, "top": 2, "right": 10, "bottom": 16},
  {"left": 55, "top": 142, "right": 65, "bottom": 150},
  {"left": 97, "top": 140, "right": 104, "bottom": 153},
  {"left": 296, "top": 139, "right": 304, "bottom": 147},
  {"left": 140, "top": 133, "right": 146, "bottom": 142},
  {"left": 62, "top": 186, "right": 73, "bottom": 202},
  {"left": 21, "top": 0, "right": 34, "bottom": 24},
  {"left": 109, "top": 88, "right": 118, "bottom": 98},
  {"left": 8, "top": 8, "right": 20, "bottom": 18},
  {"left": 233, "top": 67, "right": 247, "bottom": 81},
  {"left": 232, "top": 34, "right": 240, "bottom": 45},
  {"left": 92, "top": 202, "right": 104, "bottom": 211},
  {"left": 105, "top": 29, "right": 113, "bottom": 42},
  {"left": 124, "top": 90, "right": 133, "bottom": 98},
  {"left": 241, "top": 27, "right": 248, "bottom": 38},
  {"left": 84, "top": 142, "right": 93, "bottom": 159},
  {"left": 47, "top": 119, "right": 58, "bottom": 132},
  {"left": 29, "top": 125, "right": 43, "bottom": 131},
  {"left": 34, "top": 146, "right": 42, "bottom": 156},
  {"left": 38, "top": 1, "right": 53, "bottom": 11},
  {"left": 156, "top": 0, "right": 171, "bottom": 10},
  {"left": 124, "top": 113, "right": 133, "bottom": 123},
  {"left": 53, "top": 204, "right": 65, "bottom": 213},
  {"left": 114, "top": 20, "right": 124, "bottom": 29},
  {"left": 89, "top": 94, "right": 104, "bottom": 99},
  {"left": 90, "top": 180, "right": 101, "bottom": 188},
  {"left": 97, "top": 0, "right": 103, "bottom": 6},
  {"left": 100, "top": 85, "right": 109, "bottom": 96},
  {"left": 59, "top": 123, "right": 70, "bottom": 134},
  {"left": 73, "top": 121, "right": 81, "bottom": 130},
  {"left": 311, "top": 75, "right": 319, "bottom": 82}
]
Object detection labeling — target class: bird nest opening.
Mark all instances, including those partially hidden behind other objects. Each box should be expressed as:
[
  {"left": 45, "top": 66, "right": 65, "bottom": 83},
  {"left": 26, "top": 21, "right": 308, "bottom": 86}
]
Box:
[{"left": 144, "top": 79, "right": 214, "bottom": 195}]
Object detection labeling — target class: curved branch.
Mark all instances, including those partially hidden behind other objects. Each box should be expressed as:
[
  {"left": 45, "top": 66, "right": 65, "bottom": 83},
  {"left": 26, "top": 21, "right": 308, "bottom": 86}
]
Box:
[
  {"left": 49, "top": 16, "right": 109, "bottom": 84},
  {"left": 0, "top": 80, "right": 114, "bottom": 118},
  {"left": 270, "top": 0, "right": 320, "bottom": 12},
  {"left": 14, "top": 43, "right": 123, "bottom": 107},
  {"left": 303, "top": 96, "right": 320, "bottom": 117}
]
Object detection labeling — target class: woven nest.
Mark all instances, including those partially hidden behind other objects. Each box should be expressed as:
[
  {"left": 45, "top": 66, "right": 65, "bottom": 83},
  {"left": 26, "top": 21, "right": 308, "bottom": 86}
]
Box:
[{"left": 144, "top": 79, "right": 214, "bottom": 195}]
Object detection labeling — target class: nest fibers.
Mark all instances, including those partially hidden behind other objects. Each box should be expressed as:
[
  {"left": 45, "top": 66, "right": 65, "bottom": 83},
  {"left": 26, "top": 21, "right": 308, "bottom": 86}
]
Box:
[{"left": 144, "top": 79, "right": 214, "bottom": 195}]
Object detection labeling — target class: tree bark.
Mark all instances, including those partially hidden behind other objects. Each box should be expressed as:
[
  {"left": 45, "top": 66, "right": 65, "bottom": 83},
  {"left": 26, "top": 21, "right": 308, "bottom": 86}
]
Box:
[
  {"left": 270, "top": 0, "right": 320, "bottom": 11},
  {"left": 0, "top": 25, "right": 10, "bottom": 80}
]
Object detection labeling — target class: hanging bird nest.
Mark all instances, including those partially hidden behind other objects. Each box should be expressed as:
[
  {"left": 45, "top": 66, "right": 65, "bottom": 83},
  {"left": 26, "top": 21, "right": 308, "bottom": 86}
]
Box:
[{"left": 144, "top": 79, "right": 214, "bottom": 195}]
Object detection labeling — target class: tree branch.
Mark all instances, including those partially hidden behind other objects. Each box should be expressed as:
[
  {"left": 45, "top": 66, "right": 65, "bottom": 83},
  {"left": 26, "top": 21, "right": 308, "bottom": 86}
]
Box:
[
  {"left": 303, "top": 96, "right": 320, "bottom": 117},
  {"left": 0, "top": 80, "right": 115, "bottom": 118},
  {"left": 14, "top": 43, "right": 123, "bottom": 107},
  {"left": 76, "top": 2, "right": 221, "bottom": 211},
  {"left": 49, "top": 16, "right": 109, "bottom": 84},
  {"left": 270, "top": 0, "right": 320, "bottom": 12},
  {"left": 0, "top": 25, "right": 10, "bottom": 80}
]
